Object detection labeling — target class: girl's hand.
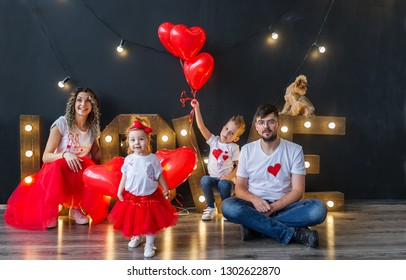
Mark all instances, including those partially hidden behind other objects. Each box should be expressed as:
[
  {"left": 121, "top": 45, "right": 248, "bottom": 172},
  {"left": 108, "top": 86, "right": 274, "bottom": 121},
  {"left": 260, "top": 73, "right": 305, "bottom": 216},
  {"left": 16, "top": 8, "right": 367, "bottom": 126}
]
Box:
[
  {"left": 117, "top": 192, "right": 124, "bottom": 201},
  {"left": 163, "top": 189, "right": 170, "bottom": 199},
  {"left": 63, "top": 152, "right": 83, "bottom": 172}
]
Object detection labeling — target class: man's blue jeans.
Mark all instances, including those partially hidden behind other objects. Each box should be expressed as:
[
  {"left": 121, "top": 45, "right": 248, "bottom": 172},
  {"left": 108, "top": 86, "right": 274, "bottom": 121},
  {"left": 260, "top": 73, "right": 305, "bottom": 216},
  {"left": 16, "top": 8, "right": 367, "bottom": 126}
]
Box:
[
  {"left": 201, "top": 175, "right": 233, "bottom": 208},
  {"left": 221, "top": 197, "right": 328, "bottom": 244}
]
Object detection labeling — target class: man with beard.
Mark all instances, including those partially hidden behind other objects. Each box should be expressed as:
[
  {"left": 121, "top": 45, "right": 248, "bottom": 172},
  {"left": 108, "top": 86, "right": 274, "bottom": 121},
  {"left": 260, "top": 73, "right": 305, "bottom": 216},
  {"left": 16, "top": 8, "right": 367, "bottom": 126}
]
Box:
[{"left": 221, "top": 104, "right": 327, "bottom": 248}]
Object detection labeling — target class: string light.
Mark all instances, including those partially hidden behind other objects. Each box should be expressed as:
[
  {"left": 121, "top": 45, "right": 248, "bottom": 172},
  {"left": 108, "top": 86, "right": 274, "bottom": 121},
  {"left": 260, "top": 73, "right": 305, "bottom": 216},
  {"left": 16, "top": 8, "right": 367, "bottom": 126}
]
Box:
[
  {"left": 314, "top": 43, "right": 326, "bottom": 53},
  {"left": 116, "top": 39, "right": 125, "bottom": 53},
  {"left": 271, "top": 32, "right": 279, "bottom": 40},
  {"left": 58, "top": 76, "right": 70, "bottom": 88}
]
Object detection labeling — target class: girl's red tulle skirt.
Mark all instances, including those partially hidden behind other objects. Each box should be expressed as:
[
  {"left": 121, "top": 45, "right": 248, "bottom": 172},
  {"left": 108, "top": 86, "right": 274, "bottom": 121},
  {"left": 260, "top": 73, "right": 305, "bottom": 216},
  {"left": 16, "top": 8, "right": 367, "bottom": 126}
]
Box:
[
  {"left": 109, "top": 188, "right": 178, "bottom": 237},
  {"left": 4, "top": 157, "right": 110, "bottom": 230}
]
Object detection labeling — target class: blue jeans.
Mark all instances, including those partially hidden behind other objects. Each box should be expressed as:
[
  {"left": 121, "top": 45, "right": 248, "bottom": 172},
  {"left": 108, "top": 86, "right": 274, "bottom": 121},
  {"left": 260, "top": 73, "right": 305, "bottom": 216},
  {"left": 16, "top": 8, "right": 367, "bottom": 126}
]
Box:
[
  {"left": 221, "top": 197, "right": 327, "bottom": 244},
  {"left": 201, "top": 175, "right": 233, "bottom": 208}
]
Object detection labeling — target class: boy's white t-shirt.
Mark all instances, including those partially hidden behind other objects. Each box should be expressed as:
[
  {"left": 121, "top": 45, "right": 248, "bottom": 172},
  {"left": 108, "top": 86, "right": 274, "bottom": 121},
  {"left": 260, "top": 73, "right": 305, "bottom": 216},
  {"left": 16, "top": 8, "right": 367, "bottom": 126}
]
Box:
[
  {"left": 52, "top": 116, "right": 94, "bottom": 157},
  {"left": 121, "top": 153, "right": 163, "bottom": 196},
  {"left": 206, "top": 134, "right": 240, "bottom": 178},
  {"left": 237, "top": 138, "right": 306, "bottom": 201}
]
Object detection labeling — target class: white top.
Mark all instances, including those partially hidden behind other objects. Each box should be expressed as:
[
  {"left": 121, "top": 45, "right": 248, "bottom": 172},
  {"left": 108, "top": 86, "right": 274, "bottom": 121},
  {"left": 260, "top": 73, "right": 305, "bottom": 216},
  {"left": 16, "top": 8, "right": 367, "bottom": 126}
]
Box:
[
  {"left": 52, "top": 116, "right": 94, "bottom": 158},
  {"left": 121, "top": 153, "right": 163, "bottom": 196},
  {"left": 236, "top": 138, "right": 306, "bottom": 201},
  {"left": 206, "top": 134, "right": 240, "bottom": 178}
]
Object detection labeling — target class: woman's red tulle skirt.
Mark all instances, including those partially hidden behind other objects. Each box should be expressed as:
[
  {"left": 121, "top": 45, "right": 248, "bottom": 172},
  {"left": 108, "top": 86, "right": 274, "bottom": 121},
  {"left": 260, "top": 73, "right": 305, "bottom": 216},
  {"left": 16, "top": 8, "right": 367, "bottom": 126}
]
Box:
[
  {"left": 109, "top": 188, "right": 178, "bottom": 237},
  {"left": 4, "top": 157, "right": 110, "bottom": 230}
]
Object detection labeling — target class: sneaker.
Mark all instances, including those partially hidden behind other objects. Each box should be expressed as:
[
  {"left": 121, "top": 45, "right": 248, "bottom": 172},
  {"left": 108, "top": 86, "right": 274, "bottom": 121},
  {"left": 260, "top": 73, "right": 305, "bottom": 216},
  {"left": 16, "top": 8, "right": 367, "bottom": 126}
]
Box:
[
  {"left": 128, "top": 236, "right": 142, "bottom": 248},
  {"left": 144, "top": 244, "right": 156, "bottom": 258},
  {"left": 68, "top": 208, "right": 89, "bottom": 225},
  {"left": 293, "top": 228, "right": 319, "bottom": 248},
  {"left": 223, "top": 216, "right": 228, "bottom": 221},
  {"left": 201, "top": 206, "right": 217, "bottom": 221},
  {"left": 240, "top": 225, "right": 262, "bottom": 241},
  {"left": 46, "top": 219, "right": 58, "bottom": 229}
]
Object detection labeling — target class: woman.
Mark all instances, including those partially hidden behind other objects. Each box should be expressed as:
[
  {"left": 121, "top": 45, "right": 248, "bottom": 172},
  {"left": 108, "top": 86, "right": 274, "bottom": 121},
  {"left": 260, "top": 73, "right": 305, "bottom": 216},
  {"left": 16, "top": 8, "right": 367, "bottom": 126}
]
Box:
[{"left": 4, "top": 87, "right": 110, "bottom": 230}]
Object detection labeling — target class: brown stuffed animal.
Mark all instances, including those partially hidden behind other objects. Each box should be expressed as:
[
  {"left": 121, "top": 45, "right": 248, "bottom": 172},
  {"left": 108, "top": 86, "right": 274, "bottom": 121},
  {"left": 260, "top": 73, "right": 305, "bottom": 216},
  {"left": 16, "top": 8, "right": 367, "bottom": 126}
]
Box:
[{"left": 280, "top": 75, "right": 315, "bottom": 116}]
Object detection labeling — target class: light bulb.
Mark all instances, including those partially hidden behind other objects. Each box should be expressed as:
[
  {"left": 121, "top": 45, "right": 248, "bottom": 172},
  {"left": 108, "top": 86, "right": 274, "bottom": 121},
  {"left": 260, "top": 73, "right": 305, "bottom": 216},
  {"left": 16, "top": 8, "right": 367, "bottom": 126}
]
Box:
[
  {"left": 199, "top": 195, "right": 205, "bottom": 203},
  {"left": 318, "top": 46, "right": 326, "bottom": 53},
  {"left": 271, "top": 32, "right": 278, "bottom": 40},
  {"left": 24, "top": 176, "right": 33, "bottom": 184},
  {"left": 281, "top": 126, "right": 288, "bottom": 133},
  {"left": 25, "top": 124, "right": 33, "bottom": 132},
  {"left": 305, "top": 161, "right": 310, "bottom": 168},
  {"left": 161, "top": 135, "right": 169, "bottom": 142},
  {"left": 105, "top": 135, "right": 113, "bottom": 143},
  {"left": 304, "top": 121, "right": 312, "bottom": 128},
  {"left": 25, "top": 150, "right": 33, "bottom": 158},
  {"left": 328, "top": 122, "right": 336, "bottom": 129},
  {"left": 180, "top": 129, "right": 188, "bottom": 136},
  {"left": 58, "top": 76, "right": 70, "bottom": 88},
  {"left": 116, "top": 39, "right": 124, "bottom": 53}
]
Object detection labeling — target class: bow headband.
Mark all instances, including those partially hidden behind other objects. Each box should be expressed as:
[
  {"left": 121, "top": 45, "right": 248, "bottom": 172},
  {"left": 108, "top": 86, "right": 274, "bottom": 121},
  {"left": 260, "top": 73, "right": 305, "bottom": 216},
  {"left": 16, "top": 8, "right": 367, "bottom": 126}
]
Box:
[{"left": 130, "top": 120, "right": 152, "bottom": 134}]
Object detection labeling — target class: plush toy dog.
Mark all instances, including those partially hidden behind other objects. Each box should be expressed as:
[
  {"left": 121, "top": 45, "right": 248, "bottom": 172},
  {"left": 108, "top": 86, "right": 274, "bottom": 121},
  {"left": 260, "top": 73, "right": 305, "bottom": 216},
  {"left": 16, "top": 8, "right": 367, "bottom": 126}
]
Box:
[{"left": 280, "top": 75, "right": 315, "bottom": 116}]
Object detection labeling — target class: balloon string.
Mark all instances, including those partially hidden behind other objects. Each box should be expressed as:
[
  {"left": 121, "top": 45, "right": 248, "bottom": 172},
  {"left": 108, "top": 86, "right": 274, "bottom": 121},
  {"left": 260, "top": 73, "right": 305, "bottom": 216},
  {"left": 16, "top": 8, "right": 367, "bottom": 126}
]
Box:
[
  {"left": 179, "top": 89, "right": 197, "bottom": 123},
  {"left": 178, "top": 90, "right": 200, "bottom": 158}
]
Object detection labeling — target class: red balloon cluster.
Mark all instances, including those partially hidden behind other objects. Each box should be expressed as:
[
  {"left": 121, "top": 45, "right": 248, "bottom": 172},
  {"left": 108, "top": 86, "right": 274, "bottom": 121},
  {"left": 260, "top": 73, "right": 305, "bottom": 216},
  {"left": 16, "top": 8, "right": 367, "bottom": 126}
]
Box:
[
  {"left": 82, "top": 147, "right": 197, "bottom": 198},
  {"left": 158, "top": 22, "right": 214, "bottom": 92}
]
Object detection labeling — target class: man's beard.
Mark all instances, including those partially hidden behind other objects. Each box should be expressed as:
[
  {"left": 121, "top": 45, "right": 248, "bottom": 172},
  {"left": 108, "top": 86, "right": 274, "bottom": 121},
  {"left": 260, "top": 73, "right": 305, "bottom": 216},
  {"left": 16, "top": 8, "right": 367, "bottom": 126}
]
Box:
[{"left": 261, "top": 131, "right": 277, "bottom": 142}]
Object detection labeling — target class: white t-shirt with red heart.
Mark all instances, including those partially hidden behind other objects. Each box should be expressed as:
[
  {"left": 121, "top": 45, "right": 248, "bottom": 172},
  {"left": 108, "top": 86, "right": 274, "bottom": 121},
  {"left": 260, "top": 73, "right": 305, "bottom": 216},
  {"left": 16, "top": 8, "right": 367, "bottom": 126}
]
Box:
[
  {"left": 206, "top": 134, "right": 240, "bottom": 178},
  {"left": 52, "top": 116, "right": 94, "bottom": 158},
  {"left": 236, "top": 138, "right": 306, "bottom": 201}
]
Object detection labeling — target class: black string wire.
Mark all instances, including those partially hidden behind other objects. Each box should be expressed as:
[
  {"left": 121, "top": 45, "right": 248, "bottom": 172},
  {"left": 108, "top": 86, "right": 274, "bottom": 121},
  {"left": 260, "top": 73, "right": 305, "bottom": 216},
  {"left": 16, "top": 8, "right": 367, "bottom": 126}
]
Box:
[
  {"left": 287, "top": 0, "right": 335, "bottom": 85},
  {"left": 32, "top": 0, "right": 335, "bottom": 88},
  {"left": 29, "top": 0, "right": 69, "bottom": 77},
  {"left": 80, "top": 0, "right": 169, "bottom": 54}
]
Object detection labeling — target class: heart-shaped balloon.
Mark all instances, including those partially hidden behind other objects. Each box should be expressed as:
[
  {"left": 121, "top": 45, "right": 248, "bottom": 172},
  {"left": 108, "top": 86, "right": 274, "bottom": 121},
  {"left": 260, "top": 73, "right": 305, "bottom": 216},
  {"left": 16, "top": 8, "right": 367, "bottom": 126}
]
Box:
[
  {"left": 170, "top": 24, "right": 206, "bottom": 61},
  {"left": 82, "top": 156, "right": 124, "bottom": 197},
  {"left": 183, "top": 52, "right": 214, "bottom": 91},
  {"left": 156, "top": 147, "right": 197, "bottom": 190},
  {"left": 157, "top": 22, "right": 180, "bottom": 57}
]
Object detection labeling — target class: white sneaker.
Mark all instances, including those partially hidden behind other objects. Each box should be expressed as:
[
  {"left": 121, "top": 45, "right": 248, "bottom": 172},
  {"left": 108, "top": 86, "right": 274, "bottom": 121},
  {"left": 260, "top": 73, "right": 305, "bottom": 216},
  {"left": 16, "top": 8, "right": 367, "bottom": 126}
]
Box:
[
  {"left": 46, "top": 219, "right": 58, "bottom": 229},
  {"left": 144, "top": 244, "right": 156, "bottom": 258},
  {"left": 201, "top": 206, "right": 217, "bottom": 221},
  {"left": 223, "top": 216, "right": 228, "bottom": 221},
  {"left": 128, "top": 236, "right": 142, "bottom": 248},
  {"left": 68, "top": 208, "right": 89, "bottom": 225}
]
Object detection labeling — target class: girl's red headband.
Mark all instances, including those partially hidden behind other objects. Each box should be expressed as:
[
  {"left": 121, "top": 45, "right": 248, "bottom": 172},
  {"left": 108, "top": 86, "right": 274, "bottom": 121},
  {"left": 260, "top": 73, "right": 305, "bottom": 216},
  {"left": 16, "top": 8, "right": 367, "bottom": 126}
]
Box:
[{"left": 130, "top": 120, "right": 152, "bottom": 134}]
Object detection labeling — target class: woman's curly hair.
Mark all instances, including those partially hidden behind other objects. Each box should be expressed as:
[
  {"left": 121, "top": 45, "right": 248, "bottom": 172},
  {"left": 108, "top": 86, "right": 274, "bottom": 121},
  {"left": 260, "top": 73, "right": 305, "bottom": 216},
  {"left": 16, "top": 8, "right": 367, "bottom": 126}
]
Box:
[{"left": 65, "top": 87, "right": 101, "bottom": 137}]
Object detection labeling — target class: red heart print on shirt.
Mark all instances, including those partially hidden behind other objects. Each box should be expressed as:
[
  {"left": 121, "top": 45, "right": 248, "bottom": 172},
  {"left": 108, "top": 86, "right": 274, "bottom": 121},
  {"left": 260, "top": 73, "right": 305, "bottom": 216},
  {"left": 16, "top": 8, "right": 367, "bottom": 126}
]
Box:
[
  {"left": 222, "top": 155, "right": 229, "bottom": 160},
  {"left": 212, "top": 149, "right": 223, "bottom": 160},
  {"left": 267, "top": 163, "right": 281, "bottom": 177}
]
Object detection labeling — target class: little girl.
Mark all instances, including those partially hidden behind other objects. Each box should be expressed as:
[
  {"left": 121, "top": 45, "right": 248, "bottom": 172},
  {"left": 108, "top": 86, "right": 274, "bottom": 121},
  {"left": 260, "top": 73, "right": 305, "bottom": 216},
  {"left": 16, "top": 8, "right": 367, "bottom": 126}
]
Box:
[{"left": 108, "top": 118, "right": 178, "bottom": 258}]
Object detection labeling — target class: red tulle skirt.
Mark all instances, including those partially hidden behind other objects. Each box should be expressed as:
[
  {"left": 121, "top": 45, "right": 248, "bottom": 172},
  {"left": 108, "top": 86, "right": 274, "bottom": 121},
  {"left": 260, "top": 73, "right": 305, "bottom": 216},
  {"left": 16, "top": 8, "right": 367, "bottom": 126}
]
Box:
[
  {"left": 4, "top": 157, "right": 110, "bottom": 230},
  {"left": 109, "top": 188, "right": 178, "bottom": 237}
]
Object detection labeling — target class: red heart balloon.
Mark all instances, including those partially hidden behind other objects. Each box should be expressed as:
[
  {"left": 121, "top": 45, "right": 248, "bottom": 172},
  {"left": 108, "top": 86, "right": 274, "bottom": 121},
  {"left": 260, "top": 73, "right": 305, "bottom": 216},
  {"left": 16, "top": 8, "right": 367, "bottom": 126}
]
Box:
[
  {"left": 157, "top": 22, "right": 180, "bottom": 57},
  {"left": 156, "top": 147, "right": 197, "bottom": 190},
  {"left": 82, "top": 156, "right": 124, "bottom": 198},
  {"left": 170, "top": 24, "right": 206, "bottom": 61},
  {"left": 183, "top": 52, "right": 214, "bottom": 91}
]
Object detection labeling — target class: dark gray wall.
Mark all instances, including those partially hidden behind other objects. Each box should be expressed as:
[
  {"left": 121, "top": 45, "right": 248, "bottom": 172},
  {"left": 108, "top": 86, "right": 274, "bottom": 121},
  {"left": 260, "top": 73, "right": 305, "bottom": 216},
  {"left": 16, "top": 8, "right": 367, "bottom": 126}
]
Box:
[{"left": 1, "top": 0, "right": 405, "bottom": 204}]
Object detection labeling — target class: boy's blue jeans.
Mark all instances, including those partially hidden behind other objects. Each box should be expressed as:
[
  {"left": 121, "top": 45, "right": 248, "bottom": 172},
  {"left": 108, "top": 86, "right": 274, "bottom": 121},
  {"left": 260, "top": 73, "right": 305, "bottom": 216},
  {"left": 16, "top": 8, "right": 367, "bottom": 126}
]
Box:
[
  {"left": 201, "top": 175, "right": 233, "bottom": 208},
  {"left": 221, "top": 197, "right": 328, "bottom": 244}
]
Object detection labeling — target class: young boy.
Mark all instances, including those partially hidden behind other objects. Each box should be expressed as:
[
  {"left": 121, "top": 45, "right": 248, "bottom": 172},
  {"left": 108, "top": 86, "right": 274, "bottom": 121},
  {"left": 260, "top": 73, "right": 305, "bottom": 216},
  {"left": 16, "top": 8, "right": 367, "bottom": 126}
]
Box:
[{"left": 191, "top": 99, "right": 246, "bottom": 221}]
